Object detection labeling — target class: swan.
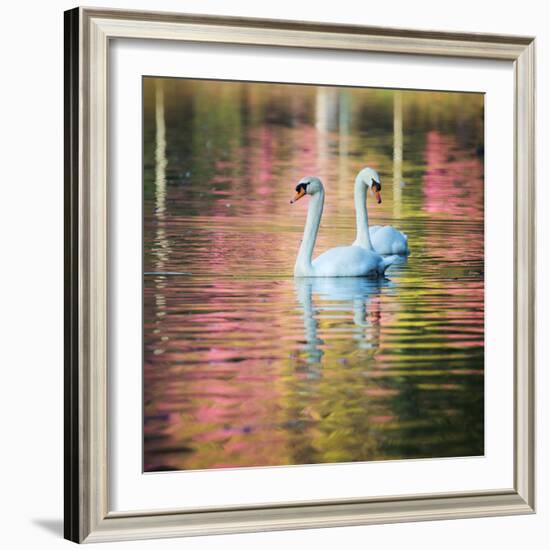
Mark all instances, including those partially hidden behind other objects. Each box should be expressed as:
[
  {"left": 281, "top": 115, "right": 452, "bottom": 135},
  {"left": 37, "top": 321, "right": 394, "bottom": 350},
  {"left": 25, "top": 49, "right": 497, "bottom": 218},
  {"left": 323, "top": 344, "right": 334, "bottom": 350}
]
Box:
[
  {"left": 353, "top": 167, "right": 410, "bottom": 256},
  {"left": 291, "top": 176, "right": 398, "bottom": 278}
]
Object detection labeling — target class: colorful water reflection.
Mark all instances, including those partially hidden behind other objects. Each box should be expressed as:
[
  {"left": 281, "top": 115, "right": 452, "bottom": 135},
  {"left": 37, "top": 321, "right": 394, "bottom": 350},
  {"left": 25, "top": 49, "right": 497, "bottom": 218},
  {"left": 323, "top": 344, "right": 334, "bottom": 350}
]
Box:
[{"left": 143, "top": 79, "right": 484, "bottom": 471}]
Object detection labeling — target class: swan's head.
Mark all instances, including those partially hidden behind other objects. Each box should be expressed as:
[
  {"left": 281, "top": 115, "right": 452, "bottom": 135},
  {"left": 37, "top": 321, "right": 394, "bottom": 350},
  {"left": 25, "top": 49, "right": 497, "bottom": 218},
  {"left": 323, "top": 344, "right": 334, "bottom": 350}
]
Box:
[
  {"left": 357, "top": 167, "right": 382, "bottom": 204},
  {"left": 290, "top": 176, "right": 323, "bottom": 204}
]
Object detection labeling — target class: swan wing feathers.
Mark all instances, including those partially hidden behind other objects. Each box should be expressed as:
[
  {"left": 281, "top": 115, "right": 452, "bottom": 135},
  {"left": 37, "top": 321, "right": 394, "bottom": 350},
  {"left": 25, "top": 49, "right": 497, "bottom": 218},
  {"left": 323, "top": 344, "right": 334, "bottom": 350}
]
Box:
[
  {"left": 369, "top": 225, "right": 410, "bottom": 256},
  {"left": 369, "top": 225, "right": 382, "bottom": 236}
]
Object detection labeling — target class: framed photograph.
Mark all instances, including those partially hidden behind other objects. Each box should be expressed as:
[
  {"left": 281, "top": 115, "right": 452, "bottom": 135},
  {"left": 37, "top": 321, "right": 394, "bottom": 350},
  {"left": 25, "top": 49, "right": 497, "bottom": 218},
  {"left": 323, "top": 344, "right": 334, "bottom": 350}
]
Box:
[{"left": 64, "top": 7, "right": 535, "bottom": 543}]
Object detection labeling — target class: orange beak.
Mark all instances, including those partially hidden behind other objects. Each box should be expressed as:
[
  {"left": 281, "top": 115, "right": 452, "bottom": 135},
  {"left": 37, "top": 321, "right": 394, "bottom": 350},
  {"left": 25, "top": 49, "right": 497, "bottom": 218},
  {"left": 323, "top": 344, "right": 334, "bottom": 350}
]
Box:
[
  {"left": 371, "top": 186, "right": 382, "bottom": 204},
  {"left": 290, "top": 188, "right": 306, "bottom": 204}
]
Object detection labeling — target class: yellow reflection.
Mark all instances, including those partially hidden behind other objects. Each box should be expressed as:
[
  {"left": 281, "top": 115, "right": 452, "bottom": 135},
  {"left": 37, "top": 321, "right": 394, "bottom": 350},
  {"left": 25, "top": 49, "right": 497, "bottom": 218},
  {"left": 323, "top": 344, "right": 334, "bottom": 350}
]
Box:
[
  {"left": 338, "top": 90, "right": 351, "bottom": 202},
  {"left": 315, "top": 87, "right": 339, "bottom": 175},
  {"left": 393, "top": 91, "right": 403, "bottom": 218},
  {"left": 154, "top": 80, "right": 169, "bottom": 342}
]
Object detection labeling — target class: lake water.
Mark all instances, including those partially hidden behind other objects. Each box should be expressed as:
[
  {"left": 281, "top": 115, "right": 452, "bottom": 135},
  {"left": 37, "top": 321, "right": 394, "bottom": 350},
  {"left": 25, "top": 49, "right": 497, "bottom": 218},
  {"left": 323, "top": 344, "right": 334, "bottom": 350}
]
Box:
[{"left": 143, "top": 78, "right": 484, "bottom": 471}]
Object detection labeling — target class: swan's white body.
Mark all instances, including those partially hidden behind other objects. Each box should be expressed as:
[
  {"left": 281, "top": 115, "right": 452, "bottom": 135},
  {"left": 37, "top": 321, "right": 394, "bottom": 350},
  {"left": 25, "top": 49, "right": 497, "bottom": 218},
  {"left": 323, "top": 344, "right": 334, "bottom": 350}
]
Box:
[
  {"left": 352, "top": 167, "right": 410, "bottom": 256},
  {"left": 309, "top": 245, "right": 396, "bottom": 277},
  {"left": 292, "top": 177, "right": 397, "bottom": 278}
]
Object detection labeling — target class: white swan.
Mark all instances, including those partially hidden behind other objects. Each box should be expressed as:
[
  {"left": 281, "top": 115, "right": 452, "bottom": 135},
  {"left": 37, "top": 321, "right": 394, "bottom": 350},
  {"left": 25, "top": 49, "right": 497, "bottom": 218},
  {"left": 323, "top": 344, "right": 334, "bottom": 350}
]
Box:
[
  {"left": 291, "top": 177, "right": 397, "bottom": 278},
  {"left": 353, "top": 167, "right": 410, "bottom": 256}
]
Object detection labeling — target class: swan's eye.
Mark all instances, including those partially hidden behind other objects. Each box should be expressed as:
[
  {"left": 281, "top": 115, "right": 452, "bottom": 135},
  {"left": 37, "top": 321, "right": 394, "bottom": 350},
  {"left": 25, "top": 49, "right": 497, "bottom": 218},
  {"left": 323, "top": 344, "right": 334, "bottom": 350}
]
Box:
[
  {"left": 372, "top": 179, "right": 381, "bottom": 191},
  {"left": 295, "top": 182, "right": 310, "bottom": 193}
]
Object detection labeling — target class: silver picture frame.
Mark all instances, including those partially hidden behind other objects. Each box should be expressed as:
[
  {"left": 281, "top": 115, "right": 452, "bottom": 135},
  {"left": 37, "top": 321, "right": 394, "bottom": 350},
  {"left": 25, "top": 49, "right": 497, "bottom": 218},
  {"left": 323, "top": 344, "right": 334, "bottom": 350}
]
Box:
[{"left": 64, "top": 6, "right": 536, "bottom": 543}]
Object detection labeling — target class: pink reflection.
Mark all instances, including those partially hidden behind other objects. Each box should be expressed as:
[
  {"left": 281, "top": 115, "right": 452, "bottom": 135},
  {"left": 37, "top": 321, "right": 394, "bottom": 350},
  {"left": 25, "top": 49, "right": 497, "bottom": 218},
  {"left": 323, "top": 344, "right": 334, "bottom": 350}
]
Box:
[
  {"left": 423, "top": 131, "right": 483, "bottom": 219},
  {"left": 258, "top": 127, "right": 274, "bottom": 195}
]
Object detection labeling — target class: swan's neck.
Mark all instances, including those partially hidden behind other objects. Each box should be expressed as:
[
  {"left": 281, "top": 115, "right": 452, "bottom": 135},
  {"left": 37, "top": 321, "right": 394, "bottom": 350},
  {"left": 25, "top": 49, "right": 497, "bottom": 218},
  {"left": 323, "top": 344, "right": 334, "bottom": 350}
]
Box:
[
  {"left": 354, "top": 176, "right": 374, "bottom": 250},
  {"left": 295, "top": 190, "right": 324, "bottom": 276},
  {"left": 295, "top": 280, "right": 323, "bottom": 363}
]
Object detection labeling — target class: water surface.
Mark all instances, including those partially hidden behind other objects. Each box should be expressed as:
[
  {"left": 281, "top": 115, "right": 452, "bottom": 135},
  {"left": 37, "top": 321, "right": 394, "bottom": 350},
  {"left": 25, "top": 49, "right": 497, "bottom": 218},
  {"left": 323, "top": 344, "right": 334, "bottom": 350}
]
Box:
[{"left": 143, "top": 79, "right": 484, "bottom": 471}]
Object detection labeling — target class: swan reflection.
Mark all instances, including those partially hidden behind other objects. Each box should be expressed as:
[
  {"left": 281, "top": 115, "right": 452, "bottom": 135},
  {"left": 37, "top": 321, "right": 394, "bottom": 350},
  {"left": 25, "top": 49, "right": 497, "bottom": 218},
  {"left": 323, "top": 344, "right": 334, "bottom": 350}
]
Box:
[{"left": 294, "top": 277, "right": 394, "bottom": 368}]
